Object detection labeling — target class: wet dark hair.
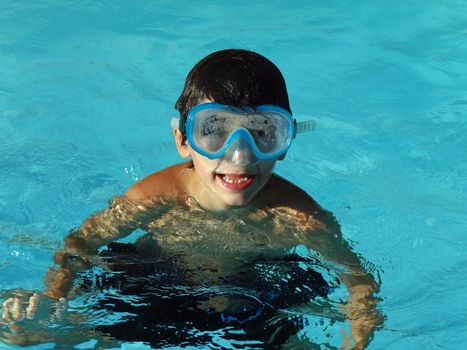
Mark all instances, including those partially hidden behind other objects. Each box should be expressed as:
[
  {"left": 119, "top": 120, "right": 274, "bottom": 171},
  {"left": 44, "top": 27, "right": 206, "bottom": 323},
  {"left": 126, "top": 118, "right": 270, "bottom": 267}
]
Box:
[{"left": 175, "top": 49, "right": 291, "bottom": 138}]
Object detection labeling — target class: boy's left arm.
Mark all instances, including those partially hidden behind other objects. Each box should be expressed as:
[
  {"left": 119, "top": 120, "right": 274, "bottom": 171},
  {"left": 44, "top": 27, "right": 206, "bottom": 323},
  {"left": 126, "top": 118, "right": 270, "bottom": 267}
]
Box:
[{"left": 303, "top": 213, "right": 383, "bottom": 349}]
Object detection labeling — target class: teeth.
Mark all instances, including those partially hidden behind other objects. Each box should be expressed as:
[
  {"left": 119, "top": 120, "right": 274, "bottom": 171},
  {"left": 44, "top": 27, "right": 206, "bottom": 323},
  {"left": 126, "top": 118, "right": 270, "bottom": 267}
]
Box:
[{"left": 222, "top": 175, "right": 250, "bottom": 184}]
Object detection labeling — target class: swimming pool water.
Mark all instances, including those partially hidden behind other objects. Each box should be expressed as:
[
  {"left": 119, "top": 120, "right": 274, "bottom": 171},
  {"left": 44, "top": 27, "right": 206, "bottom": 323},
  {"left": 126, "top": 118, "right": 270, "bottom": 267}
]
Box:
[{"left": 1, "top": 1, "right": 466, "bottom": 349}]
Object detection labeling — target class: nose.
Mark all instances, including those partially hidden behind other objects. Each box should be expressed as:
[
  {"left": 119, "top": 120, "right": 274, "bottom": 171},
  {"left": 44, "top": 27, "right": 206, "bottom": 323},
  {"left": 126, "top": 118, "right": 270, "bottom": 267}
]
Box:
[{"left": 223, "top": 137, "right": 259, "bottom": 166}]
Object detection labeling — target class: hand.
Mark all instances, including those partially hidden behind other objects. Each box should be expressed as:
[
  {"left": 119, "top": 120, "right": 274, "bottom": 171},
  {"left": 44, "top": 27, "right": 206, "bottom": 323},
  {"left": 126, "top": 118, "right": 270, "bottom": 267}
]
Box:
[
  {"left": 1, "top": 290, "right": 67, "bottom": 345},
  {"left": 340, "top": 288, "right": 383, "bottom": 349},
  {"left": 2, "top": 292, "right": 41, "bottom": 323}
]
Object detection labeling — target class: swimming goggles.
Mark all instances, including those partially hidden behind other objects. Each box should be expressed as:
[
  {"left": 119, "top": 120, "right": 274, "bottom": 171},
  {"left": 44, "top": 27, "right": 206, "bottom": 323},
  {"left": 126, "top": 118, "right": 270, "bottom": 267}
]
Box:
[{"left": 172, "top": 103, "right": 315, "bottom": 161}]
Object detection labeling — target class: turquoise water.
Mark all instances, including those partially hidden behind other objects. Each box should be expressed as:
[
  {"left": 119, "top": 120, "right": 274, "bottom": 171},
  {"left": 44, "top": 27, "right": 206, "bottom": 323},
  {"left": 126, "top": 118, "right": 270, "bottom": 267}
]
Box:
[{"left": 1, "top": 1, "right": 466, "bottom": 349}]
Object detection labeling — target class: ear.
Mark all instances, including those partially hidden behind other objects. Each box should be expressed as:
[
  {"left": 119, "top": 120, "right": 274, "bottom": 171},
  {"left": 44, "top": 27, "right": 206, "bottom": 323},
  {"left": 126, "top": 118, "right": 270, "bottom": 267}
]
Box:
[{"left": 173, "top": 128, "right": 191, "bottom": 158}]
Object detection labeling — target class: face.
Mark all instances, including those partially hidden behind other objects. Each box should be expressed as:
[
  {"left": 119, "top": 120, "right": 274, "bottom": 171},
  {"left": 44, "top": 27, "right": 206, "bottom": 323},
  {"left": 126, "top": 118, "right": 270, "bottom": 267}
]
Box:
[{"left": 175, "top": 129, "right": 278, "bottom": 211}]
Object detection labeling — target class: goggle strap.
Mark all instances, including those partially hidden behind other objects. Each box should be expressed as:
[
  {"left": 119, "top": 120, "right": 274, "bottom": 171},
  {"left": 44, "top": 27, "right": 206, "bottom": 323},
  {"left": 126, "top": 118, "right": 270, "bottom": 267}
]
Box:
[
  {"left": 170, "top": 117, "right": 179, "bottom": 130},
  {"left": 295, "top": 120, "right": 316, "bottom": 134}
]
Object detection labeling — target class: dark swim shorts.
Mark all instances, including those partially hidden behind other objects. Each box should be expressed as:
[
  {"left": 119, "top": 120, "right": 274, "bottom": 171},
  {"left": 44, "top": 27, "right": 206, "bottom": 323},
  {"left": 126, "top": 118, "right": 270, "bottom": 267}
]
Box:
[{"left": 78, "top": 242, "right": 336, "bottom": 349}]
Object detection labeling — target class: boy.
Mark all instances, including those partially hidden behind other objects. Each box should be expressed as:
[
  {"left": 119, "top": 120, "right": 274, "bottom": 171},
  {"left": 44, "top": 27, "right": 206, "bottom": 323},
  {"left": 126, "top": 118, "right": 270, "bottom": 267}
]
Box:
[{"left": 2, "top": 49, "right": 381, "bottom": 349}]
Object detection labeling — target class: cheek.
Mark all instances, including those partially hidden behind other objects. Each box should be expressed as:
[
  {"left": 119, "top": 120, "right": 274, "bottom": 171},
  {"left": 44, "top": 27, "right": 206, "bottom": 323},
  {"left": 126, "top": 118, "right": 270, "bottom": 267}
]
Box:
[{"left": 191, "top": 152, "right": 220, "bottom": 177}]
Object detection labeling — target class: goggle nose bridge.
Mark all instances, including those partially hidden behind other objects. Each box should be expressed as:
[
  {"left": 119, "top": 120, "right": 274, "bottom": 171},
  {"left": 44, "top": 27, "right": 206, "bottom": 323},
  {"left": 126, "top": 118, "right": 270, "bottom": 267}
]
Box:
[
  {"left": 223, "top": 133, "right": 259, "bottom": 165},
  {"left": 222, "top": 127, "right": 259, "bottom": 157}
]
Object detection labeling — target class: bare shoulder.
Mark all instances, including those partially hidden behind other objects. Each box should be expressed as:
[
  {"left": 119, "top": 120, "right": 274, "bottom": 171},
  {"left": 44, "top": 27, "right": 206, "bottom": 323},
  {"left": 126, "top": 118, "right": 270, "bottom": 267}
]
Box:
[
  {"left": 124, "top": 161, "right": 192, "bottom": 201},
  {"left": 263, "top": 174, "right": 322, "bottom": 212},
  {"left": 262, "top": 174, "right": 339, "bottom": 230}
]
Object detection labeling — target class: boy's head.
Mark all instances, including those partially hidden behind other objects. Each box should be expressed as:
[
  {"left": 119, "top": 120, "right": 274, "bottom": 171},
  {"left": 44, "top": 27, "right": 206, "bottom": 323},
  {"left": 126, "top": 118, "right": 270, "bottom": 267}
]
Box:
[
  {"left": 173, "top": 49, "right": 292, "bottom": 210},
  {"left": 175, "top": 49, "right": 291, "bottom": 138}
]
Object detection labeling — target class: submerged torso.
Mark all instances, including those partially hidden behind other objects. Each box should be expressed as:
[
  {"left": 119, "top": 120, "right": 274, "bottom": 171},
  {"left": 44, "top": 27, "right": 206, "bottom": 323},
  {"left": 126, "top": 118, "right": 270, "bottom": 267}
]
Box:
[{"left": 129, "top": 197, "right": 325, "bottom": 281}]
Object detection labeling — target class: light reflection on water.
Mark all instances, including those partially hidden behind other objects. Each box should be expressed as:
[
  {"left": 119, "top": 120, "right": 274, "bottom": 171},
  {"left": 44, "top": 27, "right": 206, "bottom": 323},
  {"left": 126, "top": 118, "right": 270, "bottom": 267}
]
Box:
[{"left": 1, "top": 0, "right": 467, "bottom": 349}]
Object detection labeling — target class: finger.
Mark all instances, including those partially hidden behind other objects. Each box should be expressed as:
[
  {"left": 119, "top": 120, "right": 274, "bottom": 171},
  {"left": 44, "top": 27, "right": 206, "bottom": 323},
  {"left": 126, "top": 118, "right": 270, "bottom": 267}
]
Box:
[
  {"left": 2, "top": 298, "right": 14, "bottom": 323},
  {"left": 26, "top": 293, "right": 41, "bottom": 320},
  {"left": 11, "top": 297, "right": 25, "bottom": 322},
  {"left": 51, "top": 297, "right": 67, "bottom": 323}
]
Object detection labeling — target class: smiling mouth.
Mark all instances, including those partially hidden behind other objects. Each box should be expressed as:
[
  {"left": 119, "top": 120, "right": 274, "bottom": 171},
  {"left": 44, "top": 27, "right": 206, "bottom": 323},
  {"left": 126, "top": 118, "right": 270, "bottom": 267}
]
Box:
[{"left": 217, "top": 173, "right": 256, "bottom": 190}]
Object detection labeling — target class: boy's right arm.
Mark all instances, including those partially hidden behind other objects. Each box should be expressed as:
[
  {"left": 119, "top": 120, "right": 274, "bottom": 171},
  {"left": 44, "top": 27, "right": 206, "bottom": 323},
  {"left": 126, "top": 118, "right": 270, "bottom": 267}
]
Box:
[
  {"left": 43, "top": 164, "right": 186, "bottom": 299},
  {"left": 43, "top": 195, "right": 161, "bottom": 299}
]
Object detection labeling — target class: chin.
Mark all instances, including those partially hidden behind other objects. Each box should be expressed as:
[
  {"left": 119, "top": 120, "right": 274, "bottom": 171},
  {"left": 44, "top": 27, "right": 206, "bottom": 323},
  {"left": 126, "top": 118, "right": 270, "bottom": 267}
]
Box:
[{"left": 220, "top": 192, "right": 255, "bottom": 208}]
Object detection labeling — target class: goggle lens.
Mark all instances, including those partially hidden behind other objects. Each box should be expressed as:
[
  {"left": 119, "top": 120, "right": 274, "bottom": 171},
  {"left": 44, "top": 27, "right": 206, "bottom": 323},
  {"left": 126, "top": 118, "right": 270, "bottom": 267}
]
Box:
[{"left": 188, "top": 104, "right": 294, "bottom": 160}]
